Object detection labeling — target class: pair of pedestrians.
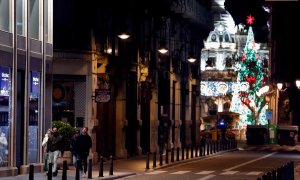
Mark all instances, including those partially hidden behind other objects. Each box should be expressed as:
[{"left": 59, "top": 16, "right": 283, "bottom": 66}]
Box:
[{"left": 70, "top": 127, "right": 92, "bottom": 178}]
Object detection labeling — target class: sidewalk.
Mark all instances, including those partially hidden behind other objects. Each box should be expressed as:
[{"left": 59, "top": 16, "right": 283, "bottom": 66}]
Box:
[{"left": 2, "top": 140, "right": 300, "bottom": 179}]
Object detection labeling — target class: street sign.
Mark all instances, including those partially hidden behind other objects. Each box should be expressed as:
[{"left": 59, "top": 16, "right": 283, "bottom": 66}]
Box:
[{"left": 95, "top": 88, "right": 111, "bottom": 103}]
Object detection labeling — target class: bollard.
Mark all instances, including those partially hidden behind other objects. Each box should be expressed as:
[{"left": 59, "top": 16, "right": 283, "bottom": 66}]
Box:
[
  {"left": 191, "top": 146, "right": 194, "bottom": 158},
  {"left": 271, "top": 169, "right": 277, "bottom": 180},
  {"left": 29, "top": 164, "right": 34, "bottom": 180},
  {"left": 159, "top": 151, "right": 163, "bottom": 165},
  {"left": 88, "top": 159, "right": 92, "bottom": 179},
  {"left": 200, "top": 145, "right": 203, "bottom": 156},
  {"left": 48, "top": 162, "right": 52, "bottom": 180},
  {"left": 99, "top": 156, "right": 104, "bottom": 177},
  {"left": 153, "top": 152, "right": 157, "bottom": 168},
  {"left": 210, "top": 142, "right": 213, "bottom": 154},
  {"left": 75, "top": 160, "right": 80, "bottom": 180},
  {"left": 171, "top": 148, "right": 174, "bottom": 162},
  {"left": 207, "top": 142, "right": 209, "bottom": 155},
  {"left": 186, "top": 147, "right": 189, "bottom": 159},
  {"left": 146, "top": 152, "right": 150, "bottom": 169},
  {"left": 166, "top": 149, "right": 169, "bottom": 164},
  {"left": 181, "top": 148, "right": 185, "bottom": 160},
  {"left": 262, "top": 174, "right": 268, "bottom": 180},
  {"left": 290, "top": 161, "right": 294, "bottom": 179},
  {"left": 267, "top": 172, "right": 272, "bottom": 180},
  {"left": 195, "top": 145, "right": 198, "bottom": 157},
  {"left": 109, "top": 155, "right": 114, "bottom": 175},
  {"left": 277, "top": 166, "right": 283, "bottom": 180},
  {"left": 62, "top": 160, "right": 67, "bottom": 180},
  {"left": 176, "top": 147, "right": 179, "bottom": 161},
  {"left": 213, "top": 142, "right": 216, "bottom": 153}
]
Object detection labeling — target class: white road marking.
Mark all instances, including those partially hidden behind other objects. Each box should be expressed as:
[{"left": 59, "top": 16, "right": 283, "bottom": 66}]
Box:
[
  {"left": 246, "top": 171, "right": 263, "bottom": 175},
  {"left": 145, "top": 170, "right": 167, "bottom": 174},
  {"left": 195, "top": 171, "right": 215, "bottom": 174},
  {"left": 170, "top": 171, "right": 190, "bottom": 174},
  {"left": 197, "top": 174, "right": 216, "bottom": 180},
  {"left": 220, "top": 171, "right": 238, "bottom": 175},
  {"left": 223, "top": 152, "right": 277, "bottom": 171}
]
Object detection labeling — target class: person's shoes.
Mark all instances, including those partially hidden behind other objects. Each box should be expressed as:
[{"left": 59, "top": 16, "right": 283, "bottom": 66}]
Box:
[
  {"left": 81, "top": 172, "right": 86, "bottom": 178},
  {"left": 52, "top": 171, "right": 58, "bottom": 177}
]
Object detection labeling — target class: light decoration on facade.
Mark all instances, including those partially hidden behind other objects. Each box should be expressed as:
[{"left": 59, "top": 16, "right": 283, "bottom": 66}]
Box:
[
  {"left": 200, "top": 80, "right": 268, "bottom": 128},
  {"left": 200, "top": 81, "right": 246, "bottom": 97}
]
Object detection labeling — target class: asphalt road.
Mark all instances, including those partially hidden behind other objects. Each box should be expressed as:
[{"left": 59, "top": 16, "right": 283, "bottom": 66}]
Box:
[{"left": 120, "top": 150, "right": 300, "bottom": 180}]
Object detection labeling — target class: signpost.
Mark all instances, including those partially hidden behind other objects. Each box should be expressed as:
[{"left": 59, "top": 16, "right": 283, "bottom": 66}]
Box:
[{"left": 95, "top": 89, "right": 111, "bottom": 103}]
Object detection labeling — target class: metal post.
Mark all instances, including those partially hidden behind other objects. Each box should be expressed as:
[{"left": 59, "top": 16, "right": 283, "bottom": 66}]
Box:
[
  {"left": 181, "top": 147, "right": 185, "bottom": 160},
  {"left": 191, "top": 146, "right": 194, "bottom": 158},
  {"left": 271, "top": 169, "right": 277, "bottom": 180},
  {"left": 186, "top": 147, "right": 189, "bottom": 159},
  {"left": 171, "top": 148, "right": 174, "bottom": 162},
  {"left": 200, "top": 144, "right": 203, "bottom": 156},
  {"left": 88, "top": 159, "right": 92, "bottom": 179},
  {"left": 48, "top": 162, "right": 52, "bottom": 180},
  {"left": 29, "top": 164, "right": 34, "bottom": 180},
  {"left": 62, "top": 160, "right": 67, "bottom": 180},
  {"left": 75, "top": 160, "right": 80, "bottom": 180},
  {"left": 159, "top": 151, "right": 163, "bottom": 165},
  {"left": 99, "top": 156, "right": 104, "bottom": 177},
  {"left": 109, "top": 155, "right": 113, "bottom": 175},
  {"left": 153, "top": 152, "right": 157, "bottom": 168},
  {"left": 207, "top": 142, "right": 209, "bottom": 155},
  {"left": 146, "top": 152, "right": 150, "bottom": 169},
  {"left": 166, "top": 149, "right": 169, "bottom": 164},
  {"left": 176, "top": 147, "right": 179, "bottom": 161}
]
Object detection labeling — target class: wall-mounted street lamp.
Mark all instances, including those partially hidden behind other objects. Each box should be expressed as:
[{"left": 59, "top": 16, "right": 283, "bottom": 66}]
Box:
[
  {"left": 277, "top": 82, "right": 290, "bottom": 91},
  {"left": 118, "top": 32, "right": 130, "bottom": 40},
  {"left": 158, "top": 40, "right": 168, "bottom": 54},
  {"left": 187, "top": 52, "right": 196, "bottom": 63},
  {"left": 187, "top": 57, "right": 196, "bottom": 63},
  {"left": 296, "top": 80, "right": 300, "bottom": 89},
  {"left": 277, "top": 80, "right": 300, "bottom": 91}
]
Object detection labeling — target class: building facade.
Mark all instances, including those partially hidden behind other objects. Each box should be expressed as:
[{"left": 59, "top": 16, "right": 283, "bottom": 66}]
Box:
[
  {"left": 52, "top": 0, "right": 213, "bottom": 162},
  {"left": 0, "top": 0, "right": 53, "bottom": 177}
]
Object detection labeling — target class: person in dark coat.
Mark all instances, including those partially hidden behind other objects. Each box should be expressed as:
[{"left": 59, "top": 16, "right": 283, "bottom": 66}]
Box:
[
  {"left": 47, "top": 127, "right": 63, "bottom": 177},
  {"left": 77, "top": 127, "right": 92, "bottom": 177},
  {"left": 70, "top": 129, "right": 80, "bottom": 168}
]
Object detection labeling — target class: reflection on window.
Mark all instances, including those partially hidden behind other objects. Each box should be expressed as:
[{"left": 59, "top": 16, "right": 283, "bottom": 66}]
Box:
[
  {"left": 30, "top": 0, "right": 40, "bottom": 39},
  {"left": 17, "top": 0, "right": 24, "bottom": 35},
  {"left": 0, "top": 0, "right": 11, "bottom": 32}
]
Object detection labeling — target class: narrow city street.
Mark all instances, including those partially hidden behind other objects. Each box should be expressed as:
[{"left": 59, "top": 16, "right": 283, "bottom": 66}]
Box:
[{"left": 121, "top": 150, "right": 300, "bottom": 180}]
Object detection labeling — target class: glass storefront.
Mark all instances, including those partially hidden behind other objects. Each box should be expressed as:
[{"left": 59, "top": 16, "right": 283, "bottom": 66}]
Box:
[
  {"left": 28, "top": 71, "right": 40, "bottom": 163},
  {"left": 0, "top": 67, "right": 10, "bottom": 167}
]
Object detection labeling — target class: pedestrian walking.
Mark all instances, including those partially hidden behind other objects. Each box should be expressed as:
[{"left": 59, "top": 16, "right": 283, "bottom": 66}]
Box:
[
  {"left": 70, "top": 129, "right": 80, "bottom": 168},
  {"left": 47, "top": 127, "right": 63, "bottom": 177},
  {"left": 77, "top": 127, "right": 92, "bottom": 178},
  {"left": 42, "top": 128, "right": 52, "bottom": 171}
]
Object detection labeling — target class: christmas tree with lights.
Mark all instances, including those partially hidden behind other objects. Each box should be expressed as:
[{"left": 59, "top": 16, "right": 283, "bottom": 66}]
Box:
[{"left": 237, "top": 15, "right": 268, "bottom": 125}]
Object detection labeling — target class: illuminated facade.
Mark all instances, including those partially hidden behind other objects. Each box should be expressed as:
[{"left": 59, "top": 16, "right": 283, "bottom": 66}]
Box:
[
  {"left": 200, "top": 16, "right": 269, "bottom": 133},
  {"left": 0, "top": 0, "right": 53, "bottom": 177}
]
